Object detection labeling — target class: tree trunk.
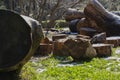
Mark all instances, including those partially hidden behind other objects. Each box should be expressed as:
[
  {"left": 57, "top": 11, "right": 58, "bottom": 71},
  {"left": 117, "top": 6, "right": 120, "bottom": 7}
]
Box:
[{"left": 84, "top": 0, "right": 120, "bottom": 36}]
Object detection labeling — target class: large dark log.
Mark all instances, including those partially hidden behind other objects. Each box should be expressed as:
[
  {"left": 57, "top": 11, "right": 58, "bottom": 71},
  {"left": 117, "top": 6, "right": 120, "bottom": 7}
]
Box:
[
  {"left": 84, "top": 0, "right": 120, "bottom": 36},
  {"left": 69, "top": 19, "right": 80, "bottom": 32},
  {"left": 0, "top": 10, "right": 44, "bottom": 72}
]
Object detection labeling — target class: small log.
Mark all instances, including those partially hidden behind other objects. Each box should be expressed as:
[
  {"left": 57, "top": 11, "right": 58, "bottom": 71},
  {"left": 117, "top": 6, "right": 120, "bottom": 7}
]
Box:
[
  {"left": 53, "top": 39, "right": 70, "bottom": 56},
  {"left": 64, "top": 38, "right": 96, "bottom": 61},
  {"left": 92, "top": 44, "right": 113, "bottom": 57},
  {"left": 52, "top": 34, "right": 67, "bottom": 41},
  {"left": 91, "top": 32, "right": 106, "bottom": 44},
  {"left": 105, "top": 37, "right": 120, "bottom": 47},
  {"left": 35, "top": 43, "right": 53, "bottom": 56},
  {"left": 79, "top": 27, "right": 97, "bottom": 37}
]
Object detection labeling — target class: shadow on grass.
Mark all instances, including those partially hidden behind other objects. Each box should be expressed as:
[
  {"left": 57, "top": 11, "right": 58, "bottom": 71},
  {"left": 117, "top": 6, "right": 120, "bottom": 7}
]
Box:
[{"left": 53, "top": 55, "right": 93, "bottom": 67}]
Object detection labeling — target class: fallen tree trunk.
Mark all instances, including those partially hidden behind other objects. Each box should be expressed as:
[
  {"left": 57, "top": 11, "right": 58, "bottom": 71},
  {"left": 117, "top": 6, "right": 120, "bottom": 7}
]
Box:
[
  {"left": 64, "top": 8, "right": 85, "bottom": 22},
  {"left": 84, "top": 0, "right": 120, "bottom": 36}
]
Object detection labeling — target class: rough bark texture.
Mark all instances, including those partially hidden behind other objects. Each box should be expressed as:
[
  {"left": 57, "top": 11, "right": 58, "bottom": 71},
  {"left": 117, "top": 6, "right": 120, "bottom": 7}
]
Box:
[
  {"left": 35, "top": 37, "right": 53, "bottom": 56},
  {"left": 64, "top": 38, "right": 96, "bottom": 61},
  {"left": 91, "top": 32, "right": 106, "bottom": 44},
  {"left": 92, "top": 44, "right": 113, "bottom": 57},
  {"left": 0, "top": 10, "right": 44, "bottom": 72},
  {"left": 35, "top": 43, "right": 53, "bottom": 56},
  {"left": 53, "top": 39, "right": 70, "bottom": 57},
  {"left": 84, "top": 0, "right": 120, "bottom": 36},
  {"left": 105, "top": 37, "right": 120, "bottom": 47}
]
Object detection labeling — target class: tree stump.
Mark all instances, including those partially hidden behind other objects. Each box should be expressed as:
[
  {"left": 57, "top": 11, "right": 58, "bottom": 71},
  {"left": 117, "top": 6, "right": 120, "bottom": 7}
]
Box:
[
  {"left": 92, "top": 44, "right": 113, "bottom": 57},
  {"left": 105, "top": 37, "right": 120, "bottom": 47},
  {"left": 0, "top": 10, "right": 44, "bottom": 79},
  {"left": 52, "top": 34, "right": 67, "bottom": 41}
]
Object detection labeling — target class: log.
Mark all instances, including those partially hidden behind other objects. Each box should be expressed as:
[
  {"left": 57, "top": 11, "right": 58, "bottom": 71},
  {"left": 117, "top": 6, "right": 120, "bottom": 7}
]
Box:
[
  {"left": 64, "top": 38, "right": 96, "bottom": 61},
  {"left": 35, "top": 37, "right": 53, "bottom": 56},
  {"left": 52, "top": 34, "right": 67, "bottom": 41},
  {"left": 69, "top": 19, "right": 80, "bottom": 32},
  {"left": 105, "top": 36, "right": 120, "bottom": 47},
  {"left": 0, "top": 10, "right": 44, "bottom": 72},
  {"left": 79, "top": 27, "right": 97, "bottom": 37},
  {"left": 53, "top": 39, "right": 70, "bottom": 56},
  {"left": 92, "top": 44, "right": 113, "bottom": 57},
  {"left": 64, "top": 8, "right": 85, "bottom": 22},
  {"left": 35, "top": 43, "right": 53, "bottom": 56},
  {"left": 84, "top": 0, "right": 120, "bottom": 36}
]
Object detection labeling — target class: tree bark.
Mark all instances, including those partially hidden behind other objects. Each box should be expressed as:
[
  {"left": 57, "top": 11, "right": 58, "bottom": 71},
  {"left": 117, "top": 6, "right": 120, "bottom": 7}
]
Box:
[{"left": 84, "top": 0, "right": 120, "bottom": 36}]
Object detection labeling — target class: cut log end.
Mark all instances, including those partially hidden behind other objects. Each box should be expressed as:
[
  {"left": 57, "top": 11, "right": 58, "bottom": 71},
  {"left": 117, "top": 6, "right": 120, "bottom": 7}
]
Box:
[{"left": 92, "top": 43, "right": 113, "bottom": 57}]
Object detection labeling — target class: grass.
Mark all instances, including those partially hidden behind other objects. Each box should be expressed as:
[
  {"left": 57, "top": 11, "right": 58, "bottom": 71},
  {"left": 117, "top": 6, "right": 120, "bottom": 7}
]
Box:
[{"left": 20, "top": 48, "right": 120, "bottom": 80}]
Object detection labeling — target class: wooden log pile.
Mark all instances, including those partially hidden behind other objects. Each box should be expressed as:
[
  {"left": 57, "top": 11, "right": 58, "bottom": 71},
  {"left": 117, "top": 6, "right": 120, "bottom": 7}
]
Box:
[
  {"left": 59, "top": 0, "right": 120, "bottom": 59},
  {"left": 64, "top": 0, "right": 120, "bottom": 37},
  {"left": 37, "top": 0, "right": 120, "bottom": 61}
]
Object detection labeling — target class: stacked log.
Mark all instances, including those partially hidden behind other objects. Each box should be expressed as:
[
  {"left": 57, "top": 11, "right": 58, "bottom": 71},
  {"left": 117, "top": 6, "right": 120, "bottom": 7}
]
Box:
[
  {"left": 53, "top": 38, "right": 70, "bottom": 56},
  {"left": 64, "top": 38, "right": 96, "bottom": 61},
  {"left": 105, "top": 37, "right": 120, "bottom": 47},
  {"left": 92, "top": 44, "right": 113, "bottom": 57},
  {"left": 35, "top": 37, "right": 53, "bottom": 56}
]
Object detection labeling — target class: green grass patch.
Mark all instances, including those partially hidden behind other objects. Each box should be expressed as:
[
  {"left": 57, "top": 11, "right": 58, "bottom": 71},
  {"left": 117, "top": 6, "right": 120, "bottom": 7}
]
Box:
[{"left": 20, "top": 48, "right": 120, "bottom": 80}]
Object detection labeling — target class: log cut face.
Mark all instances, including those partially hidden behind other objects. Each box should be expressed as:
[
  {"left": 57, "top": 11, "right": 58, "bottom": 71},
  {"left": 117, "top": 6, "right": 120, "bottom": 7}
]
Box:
[
  {"left": 64, "top": 38, "right": 96, "bottom": 61},
  {"left": 84, "top": 0, "right": 120, "bottom": 36},
  {"left": 0, "top": 10, "right": 44, "bottom": 71}
]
